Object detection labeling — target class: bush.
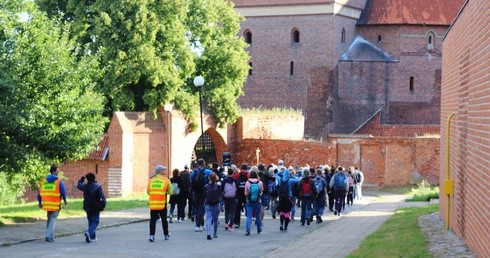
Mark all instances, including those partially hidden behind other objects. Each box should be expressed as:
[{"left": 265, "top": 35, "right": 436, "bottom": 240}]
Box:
[
  {"left": 0, "top": 173, "right": 26, "bottom": 206},
  {"left": 410, "top": 180, "right": 439, "bottom": 202}
]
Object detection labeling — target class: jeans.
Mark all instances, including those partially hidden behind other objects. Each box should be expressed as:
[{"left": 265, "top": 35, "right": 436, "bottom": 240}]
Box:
[
  {"left": 290, "top": 197, "right": 297, "bottom": 219},
  {"left": 45, "top": 211, "right": 60, "bottom": 239},
  {"left": 149, "top": 209, "right": 169, "bottom": 236},
  {"left": 86, "top": 211, "right": 100, "bottom": 240},
  {"left": 314, "top": 195, "right": 326, "bottom": 217},
  {"left": 245, "top": 201, "right": 262, "bottom": 233},
  {"left": 193, "top": 192, "right": 205, "bottom": 227},
  {"left": 300, "top": 197, "right": 313, "bottom": 224},
  {"left": 224, "top": 197, "right": 237, "bottom": 226},
  {"left": 205, "top": 204, "right": 220, "bottom": 236}
]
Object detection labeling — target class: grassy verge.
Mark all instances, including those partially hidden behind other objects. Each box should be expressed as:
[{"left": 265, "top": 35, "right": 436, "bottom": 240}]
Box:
[
  {"left": 347, "top": 204, "right": 438, "bottom": 258},
  {"left": 381, "top": 181, "right": 440, "bottom": 202},
  {"left": 0, "top": 194, "right": 148, "bottom": 227}
]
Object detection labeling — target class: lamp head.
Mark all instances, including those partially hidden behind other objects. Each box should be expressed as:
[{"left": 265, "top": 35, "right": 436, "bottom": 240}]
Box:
[{"left": 193, "top": 76, "right": 205, "bottom": 87}]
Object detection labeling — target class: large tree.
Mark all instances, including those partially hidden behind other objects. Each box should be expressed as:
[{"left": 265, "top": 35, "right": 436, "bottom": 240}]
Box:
[
  {"left": 36, "top": 0, "right": 250, "bottom": 129},
  {"left": 0, "top": 0, "right": 107, "bottom": 186}
]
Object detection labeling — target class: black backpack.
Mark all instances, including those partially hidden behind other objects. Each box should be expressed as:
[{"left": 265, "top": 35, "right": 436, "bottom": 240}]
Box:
[
  {"left": 205, "top": 184, "right": 221, "bottom": 205},
  {"left": 278, "top": 179, "right": 290, "bottom": 198},
  {"left": 237, "top": 173, "right": 248, "bottom": 196},
  {"left": 192, "top": 168, "right": 205, "bottom": 193}
]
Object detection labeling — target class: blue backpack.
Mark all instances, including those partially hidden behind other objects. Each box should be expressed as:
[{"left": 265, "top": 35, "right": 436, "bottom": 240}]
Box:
[
  {"left": 334, "top": 173, "right": 346, "bottom": 190},
  {"left": 248, "top": 181, "right": 260, "bottom": 202},
  {"left": 268, "top": 179, "right": 278, "bottom": 197}
]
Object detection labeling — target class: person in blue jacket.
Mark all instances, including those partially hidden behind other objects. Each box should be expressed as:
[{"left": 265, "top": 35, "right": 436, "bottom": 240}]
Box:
[
  {"left": 190, "top": 158, "right": 213, "bottom": 232},
  {"left": 275, "top": 166, "right": 298, "bottom": 231}
]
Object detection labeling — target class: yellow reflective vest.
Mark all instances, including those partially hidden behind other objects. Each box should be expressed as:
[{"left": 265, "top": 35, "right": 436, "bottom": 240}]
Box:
[
  {"left": 39, "top": 178, "right": 62, "bottom": 211},
  {"left": 147, "top": 174, "right": 172, "bottom": 210}
]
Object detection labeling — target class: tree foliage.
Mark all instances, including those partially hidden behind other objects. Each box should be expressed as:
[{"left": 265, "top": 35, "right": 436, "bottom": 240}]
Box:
[
  {"left": 0, "top": 0, "right": 107, "bottom": 186},
  {"left": 36, "top": 0, "right": 250, "bottom": 129}
]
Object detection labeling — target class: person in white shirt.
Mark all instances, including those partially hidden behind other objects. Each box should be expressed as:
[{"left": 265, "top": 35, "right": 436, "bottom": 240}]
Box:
[{"left": 354, "top": 167, "right": 364, "bottom": 200}]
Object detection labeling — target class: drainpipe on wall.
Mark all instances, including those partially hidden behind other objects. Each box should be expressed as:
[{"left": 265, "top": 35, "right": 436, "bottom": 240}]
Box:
[{"left": 443, "top": 112, "right": 456, "bottom": 230}]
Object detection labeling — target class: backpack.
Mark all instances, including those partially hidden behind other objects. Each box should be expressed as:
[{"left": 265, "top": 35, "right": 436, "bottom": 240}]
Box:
[
  {"left": 278, "top": 179, "right": 289, "bottom": 198},
  {"left": 334, "top": 173, "right": 347, "bottom": 190},
  {"left": 205, "top": 184, "right": 221, "bottom": 205},
  {"left": 301, "top": 179, "right": 312, "bottom": 197},
  {"left": 89, "top": 185, "right": 105, "bottom": 212},
  {"left": 354, "top": 173, "right": 361, "bottom": 183},
  {"left": 171, "top": 182, "right": 180, "bottom": 196},
  {"left": 315, "top": 178, "right": 324, "bottom": 194},
  {"left": 268, "top": 179, "right": 278, "bottom": 197},
  {"left": 192, "top": 169, "right": 205, "bottom": 193},
  {"left": 237, "top": 173, "right": 248, "bottom": 196},
  {"left": 223, "top": 181, "right": 237, "bottom": 198},
  {"left": 248, "top": 181, "right": 260, "bottom": 202}
]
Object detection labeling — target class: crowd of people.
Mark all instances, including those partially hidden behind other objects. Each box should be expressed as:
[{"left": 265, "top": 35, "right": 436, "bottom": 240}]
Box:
[
  {"left": 36, "top": 159, "right": 364, "bottom": 243},
  {"left": 150, "top": 158, "right": 365, "bottom": 241}
]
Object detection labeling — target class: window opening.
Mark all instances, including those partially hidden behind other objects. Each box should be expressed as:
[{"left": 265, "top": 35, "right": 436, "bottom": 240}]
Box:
[
  {"left": 248, "top": 62, "right": 252, "bottom": 76},
  {"left": 341, "top": 28, "right": 346, "bottom": 44},
  {"left": 290, "top": 61, "right": 294, "bottom": 75},
  {"left": 292, "top": 29, "right": 300, "bottom": 43},
  {"left": 409, "top": 76, "right": 414, "bottom": 92},
  {"left": 244, "top": 30, "right": 252, "bottom": 44},
  {"left": 378, "top": 35, "right": 382, "bottom": 43}
]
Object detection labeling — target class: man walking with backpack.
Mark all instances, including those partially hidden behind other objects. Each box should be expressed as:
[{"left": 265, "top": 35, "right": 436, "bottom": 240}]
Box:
[
  {"left": 77, "top": 172, "right": 106, "bottom": 243},
  {"left": 298, "top": 170, "right": 316, "bottom": 226},
  {"left": 313, "top": 169, "right": 328, "bottom": 223},
  {"left": 233, "top": 163, "right": 249, "bottom": 229},
  {"left": 190, "top": 158, "right": 212, "bottom": 232},
  {"left": 354, "top": 167, "right": 364, "bottom": 200},
  {"left": 329, "top": 166, "right": 349, "bottom": 216},
  {"left": 275, "top": 167, "right": 298, "bottom": 232}
]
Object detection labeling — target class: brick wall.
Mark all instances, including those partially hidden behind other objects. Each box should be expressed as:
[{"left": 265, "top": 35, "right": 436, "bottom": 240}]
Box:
[
  {"left": 440, "top": 1, "right": 490, "bottom": 257},
  {"left": 356, "top": 112, "right": 440, "bottom": 137}
]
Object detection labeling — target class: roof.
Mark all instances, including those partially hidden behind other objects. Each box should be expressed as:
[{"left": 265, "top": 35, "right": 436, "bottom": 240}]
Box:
[
  {"left": 357, "top": 0, "right": 466, "bottom": 25},
  {"left": 340, "top": 36, "right": 397, "bottom": 62},
  {"left": 87, "top": 135, "right": 109, "bottom": 160},
  {"left": 232, "top": 0, "right": 333, "bottom": 7}
]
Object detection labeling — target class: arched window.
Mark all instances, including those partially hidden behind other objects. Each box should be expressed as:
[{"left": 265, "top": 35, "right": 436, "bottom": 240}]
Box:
[
  {"left": 378, "top": 35, "right": 382, "bottom": 43},
  {"left": 291, "top": 28, "right": 300, "bottom": 43},
  {"left": 244, "top": 29, "right": 252, "bottom": 44},
  {"left": 427, "top": 31, "right": 435, "bottom": 51},
  {"left": 341, "top": 28, "right": 346, "bottom": 44}
]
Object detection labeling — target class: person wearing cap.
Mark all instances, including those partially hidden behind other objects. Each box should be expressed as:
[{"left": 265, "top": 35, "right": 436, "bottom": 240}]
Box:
[{"left": 147, "top": 165, "right": 173, "bottom": 242}]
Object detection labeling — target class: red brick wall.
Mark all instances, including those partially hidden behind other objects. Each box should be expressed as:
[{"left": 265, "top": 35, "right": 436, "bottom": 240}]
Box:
[
  {"left": 440, "top": 1, "right": 490, "bottom": 257},
  {"left": 357, "top": 112, "right": 440, "bottom": 137}
]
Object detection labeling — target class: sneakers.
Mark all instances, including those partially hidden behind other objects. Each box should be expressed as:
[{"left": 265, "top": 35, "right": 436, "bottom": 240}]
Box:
[
  {"left": 164, "top": 235, "right": 170, "bottom": 240},
  {"left": 306, "top": 219, "right": 310, "bottom": 226},
  {"left": 334, "top": 211, "right": 338, "bottom": 216},
  {"left": 228, "top": 226, "right": 234, "bottom": 232},
  {"left": 45, "top": 237, "right": 54, "bottom": 242},
  {"left": 84, "top": 232, "right": 90, "bottom": 243},
  {"left": 199, "top": 226, "right": 204, "bottom": 232},
  {"left": 177, "top": 219, "right": 182, "bottom": 223},
  {"left": 272, "top": 215, "right": 276, "bottom": 219},
  {"left": 207, "top": 235, "right": 212, "bottom": 240},
  {"left": 257, "top": 229, "right": 262, "bottom": 234},
  {"left": 245, "top": 231, "right": 250, "bottom": 236},
  {"left": 338, "top": 212, "right": 342, "bottom": 217},
  {"left": 169, "top": 216, "right": 173, "bottom": 223},
  {"left": 213, "top": 235, "right": 218, "bottom": 238},
  {"left": 149, "top": 235, "right": 155, "bottom": 242},
  {"left": 234, "top": 225, "right": 240, "bottom": 229},
  {"left": 279, "top": 226, "right": 284, "bottom": 231},
  {"left": 194, "top": 226, "right": 200, "bottom": 232}
]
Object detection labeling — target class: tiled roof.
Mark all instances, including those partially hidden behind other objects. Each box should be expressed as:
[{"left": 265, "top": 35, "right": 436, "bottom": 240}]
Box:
[
  {"left": 232, "top": 0, "right": 333, "bottom": 7},
  {"left": 357, "top": 0, "right": 466, "bottom": 25},
  {"left": 87, "top": 135, "right": 109, "bottom": 160}
]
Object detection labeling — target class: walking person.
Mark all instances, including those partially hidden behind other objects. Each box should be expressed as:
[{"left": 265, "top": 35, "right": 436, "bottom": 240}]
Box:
[
  {"left": 148, "top": 165, "right": 173, "bottom": 242},
  {"left": 169, "top": 169, "right": 184, "bottom": 223},
  {"left": 346, "top": 167, "right": 355, "bottom": 206},
  {"left": 233, "top": 163, "right": 249, "bottom": 228},
  {"left": 244, "top": 170, "right": 263, "bottom": 236},
  {"left": 191, "top": 158, "right": 212, "bottom": 232},
  {"left": 268, "top": 166, "right": 279, "bottom": 219},
  {"left": 77, "top": 172, "right": 106, "bottom": 243},
  {"left": 313, "top": 169, "right": 328, "bottom": 223},
  {"left": 37, "top": 164, "right": 67, "bottom": 242},
  {"left": 204, "top": 173, "right": 222, "bottom": 240},
  {"left": 257, "top": 164, "right": 269, "bottom": 223},
  {"left": 354, "top": 167, "right": 364, "bottom": 200},
  {"left": 297, "top": 170, "right": 316, "bottom": 226},
  {"left": 326, "top": 166, "right": 335, "bottom": 212},
  {"left": 222, "top": 168, "right": 238, "bottom": 231},
  {"left": 275, "top": 167, "right": 298, "bottom": 231},
  {"left": 329, "top": 166, "right": 348, "bottom": 216},
  {"left": 180, "top": 164, "right": 193, "bottom": 221}
]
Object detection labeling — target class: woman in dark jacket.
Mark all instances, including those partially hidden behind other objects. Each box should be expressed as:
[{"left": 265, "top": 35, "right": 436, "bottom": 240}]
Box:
[{"left": 169, "top": 169, "right": 184, "bottom": 223}]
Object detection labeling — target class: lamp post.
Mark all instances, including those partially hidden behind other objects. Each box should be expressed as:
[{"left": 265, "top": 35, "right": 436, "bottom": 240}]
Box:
[
  {"left": 193, "top": 76, "right": 205, "bottom": 159},
  {"left": 164, "top": 103, "right": 173, "bottom": 178}
]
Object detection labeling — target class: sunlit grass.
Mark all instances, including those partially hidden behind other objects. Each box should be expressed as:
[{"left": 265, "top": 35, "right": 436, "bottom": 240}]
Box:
[
  {"left": 347, "top": 204, "right": 438, "bottom": 258},
  {"left": 0, "top": 194, "right": 148, "bottom": 226}
]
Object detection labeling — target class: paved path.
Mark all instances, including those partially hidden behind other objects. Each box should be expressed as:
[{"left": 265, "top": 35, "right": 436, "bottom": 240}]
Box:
[{"left": 0, "top": 190, "right": 429, "bottom": 257}]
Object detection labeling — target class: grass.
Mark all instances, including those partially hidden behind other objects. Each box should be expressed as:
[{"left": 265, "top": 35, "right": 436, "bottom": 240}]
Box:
[
  {"left": 0, "top": 194, "right": 148, "bottom": 227},
  {"left": 347, "top": 204, "right": 438, "bottom": 258},
  {"left": 381, "top": 181, "right": 440, "bottom": 202}
]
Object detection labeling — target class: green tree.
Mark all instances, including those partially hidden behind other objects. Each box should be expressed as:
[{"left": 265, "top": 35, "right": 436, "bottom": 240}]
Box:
[
  {"left": 36, "top": 0, "right": 250, "bottom": 129},
  {"left": 0, "top": 0, "right": 107, "bottom": 187}
]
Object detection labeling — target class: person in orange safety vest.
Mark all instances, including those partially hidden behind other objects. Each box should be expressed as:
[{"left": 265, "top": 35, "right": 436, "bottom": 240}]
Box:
[
  {"left": 147, "top": 165, "right": 173, "bottom": 242},
  {"left": 37, "top": 164, "right": 67, "bottom": 242}
]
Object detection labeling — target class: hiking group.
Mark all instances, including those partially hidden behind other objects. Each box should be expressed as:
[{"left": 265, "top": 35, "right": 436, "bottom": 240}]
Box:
[{"left": 149, "top": 158, "right": 365, "bottom": 241}]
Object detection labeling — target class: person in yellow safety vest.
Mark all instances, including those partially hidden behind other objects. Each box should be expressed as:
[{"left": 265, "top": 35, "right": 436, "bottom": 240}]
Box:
[
  {"left": 37, "top": 164, "right": 68, "bottom": 242},
  {"left": 148, "top": 165, "right": 173, "bottom": 242}
]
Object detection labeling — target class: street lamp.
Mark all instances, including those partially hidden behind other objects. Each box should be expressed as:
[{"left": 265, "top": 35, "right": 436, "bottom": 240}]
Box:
[
  {"left": 193, "top": 76, "right": 205, "bottom": 159},
  {"left": 164, "top": 103, "right": 173, "bottom": 177}
]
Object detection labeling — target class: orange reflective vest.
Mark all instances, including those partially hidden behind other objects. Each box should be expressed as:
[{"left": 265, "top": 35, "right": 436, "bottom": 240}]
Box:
[
  {"left": 148, "top": 175, "right": 170, "bottom": 210},
  {"left": 39, "top": 178, "right": 62, "bottom": 211}
]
